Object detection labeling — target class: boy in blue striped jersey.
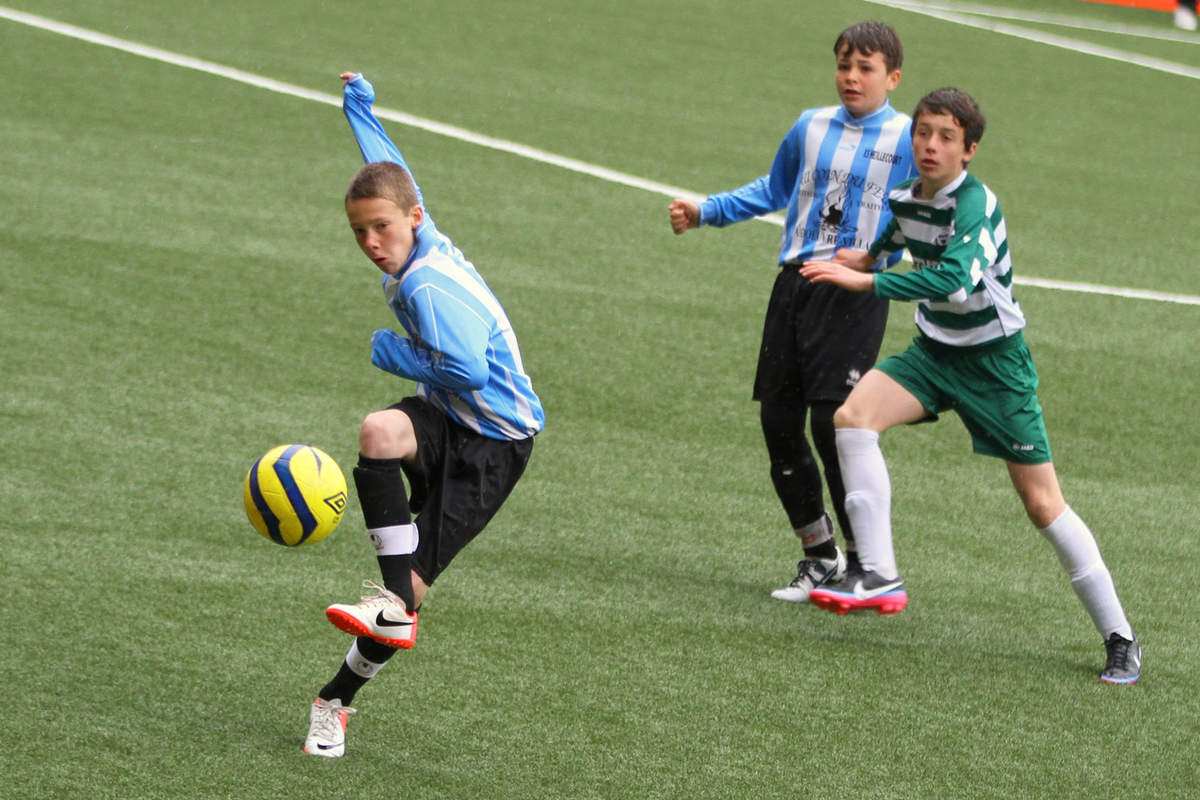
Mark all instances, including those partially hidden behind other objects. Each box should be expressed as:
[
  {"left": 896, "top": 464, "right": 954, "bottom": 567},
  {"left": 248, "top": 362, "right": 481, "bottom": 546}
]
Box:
[
  {"left": 670, "top": 22, "right": 916, "bottom": 603},
  {"left": 800, "top": 88, "right": 1140, "bottom": 684},
  {"left": 305, "top": 72, "right": 546, "bottom": 757}
]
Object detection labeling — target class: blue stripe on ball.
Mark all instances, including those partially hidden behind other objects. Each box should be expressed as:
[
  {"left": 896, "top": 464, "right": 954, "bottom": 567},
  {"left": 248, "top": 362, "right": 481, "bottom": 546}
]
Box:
[
  {"left": 247, "top": 454, "right": 286, "bottom": 545},
  {"left": 274, "top": 445, "right": 320, "bottom": 545}
]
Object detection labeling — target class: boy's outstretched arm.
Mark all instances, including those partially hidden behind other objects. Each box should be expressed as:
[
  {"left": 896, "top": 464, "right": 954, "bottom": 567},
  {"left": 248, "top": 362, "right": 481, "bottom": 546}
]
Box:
[
  {"left": 799, "top": 251, "right": 876, "bottom": 293},
  {"left": 828, "top": 248, "right": 875, "bottom": 271},
  {"left": 340, "top": 71, "right": 424, "bottom": 204}
]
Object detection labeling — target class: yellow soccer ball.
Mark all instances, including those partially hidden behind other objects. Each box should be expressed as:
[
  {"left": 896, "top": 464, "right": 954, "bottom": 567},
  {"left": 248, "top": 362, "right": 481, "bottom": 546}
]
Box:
[{"left": 243, "top": 444, "right": 348, "bottom": 546}]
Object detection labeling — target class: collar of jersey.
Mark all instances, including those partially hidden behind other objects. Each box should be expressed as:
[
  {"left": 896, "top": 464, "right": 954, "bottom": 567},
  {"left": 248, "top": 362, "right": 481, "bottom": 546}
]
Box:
[
  {"left": 837, "top": 99, "right": 895, "bottom": 127},
  {"left": 921, "top": 170, "right": 970, "bottom": 200}
]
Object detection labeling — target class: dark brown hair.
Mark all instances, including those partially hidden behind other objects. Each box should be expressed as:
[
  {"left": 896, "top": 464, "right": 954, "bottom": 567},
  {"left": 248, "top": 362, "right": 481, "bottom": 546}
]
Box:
[
  {"left": 912, "top": 87, "right": 987, "bottom": 148},
  {"left": 834, "top": 21, "right": 904, "bottom": 72}
]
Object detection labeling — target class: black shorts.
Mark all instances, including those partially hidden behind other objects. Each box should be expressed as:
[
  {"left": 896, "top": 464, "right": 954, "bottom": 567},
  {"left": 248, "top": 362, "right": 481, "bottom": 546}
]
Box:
[
  {"left": 753, "top": 266, "right": 889, "bottom": 405},
  {"left": 393, "top": 396, "right": 534, "bottom": 586}
]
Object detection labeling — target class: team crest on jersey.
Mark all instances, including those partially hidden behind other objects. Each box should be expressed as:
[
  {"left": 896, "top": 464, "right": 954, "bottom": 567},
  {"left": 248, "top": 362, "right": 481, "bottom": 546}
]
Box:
[{"left": 820, "top": 182, "right": 858, "bottom": 248}]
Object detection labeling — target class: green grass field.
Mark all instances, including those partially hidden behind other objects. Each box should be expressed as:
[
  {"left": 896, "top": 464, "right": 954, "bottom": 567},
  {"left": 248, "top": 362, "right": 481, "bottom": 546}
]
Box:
[{"left": 3, "top": 1, "right": 1198, "bottom": 798}]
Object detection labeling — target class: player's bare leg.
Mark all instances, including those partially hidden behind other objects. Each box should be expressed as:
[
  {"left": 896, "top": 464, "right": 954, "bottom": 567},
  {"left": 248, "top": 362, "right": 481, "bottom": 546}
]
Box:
[
  {"left": 1006, "top": 461, "right": 1065, "bottom": 529},
  {"left": 833, "top": 369, "right": 928, "bottom": 434}
]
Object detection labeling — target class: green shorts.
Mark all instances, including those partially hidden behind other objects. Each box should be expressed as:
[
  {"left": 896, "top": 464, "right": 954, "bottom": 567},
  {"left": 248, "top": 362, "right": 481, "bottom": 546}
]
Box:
[{"left": 875, "top": 332, "right": 1052, "bottom": 464}]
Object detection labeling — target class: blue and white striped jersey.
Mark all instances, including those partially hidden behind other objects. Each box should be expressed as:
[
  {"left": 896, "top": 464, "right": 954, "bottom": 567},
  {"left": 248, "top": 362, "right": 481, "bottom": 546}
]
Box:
[
  {"left": 343, "top": 75, "right": 544, "bottom": 441},
  {"left": 699, "top": 101, "right": 916, "bottom": 267}
]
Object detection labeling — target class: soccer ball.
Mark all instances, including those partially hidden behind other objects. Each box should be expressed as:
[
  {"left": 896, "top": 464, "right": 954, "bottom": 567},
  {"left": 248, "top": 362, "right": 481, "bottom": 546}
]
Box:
[{"left": 243, "top": 444, "right": 348, "bottom": 546}]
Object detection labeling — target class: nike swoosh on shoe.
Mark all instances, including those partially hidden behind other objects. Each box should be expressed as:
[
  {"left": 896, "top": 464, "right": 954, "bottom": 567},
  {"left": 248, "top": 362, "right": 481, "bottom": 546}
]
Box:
[
  {"left": 375, "top": 610, "right": 414, "bottom": 628},
  {"left": 851, "top": 580, "right": 904, "bottom": 600}
]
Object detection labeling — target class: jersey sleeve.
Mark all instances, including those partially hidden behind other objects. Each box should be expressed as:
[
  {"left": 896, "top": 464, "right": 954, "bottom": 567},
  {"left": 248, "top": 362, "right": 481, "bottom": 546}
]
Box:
[
  {"left": 867, "top": 216, "right": 904, "bottom": 264},
  {"left": 698, "top": 119, "right": 802, "bottom": 226},
  {"left": 874, "top": 187, "right": 995, "bottom": 302},
  {"left": 342, "top": 74, "right": 425, "bottom": 207},
  {"left": 392, "top": 278, "right": 491, "bottom": 392}
]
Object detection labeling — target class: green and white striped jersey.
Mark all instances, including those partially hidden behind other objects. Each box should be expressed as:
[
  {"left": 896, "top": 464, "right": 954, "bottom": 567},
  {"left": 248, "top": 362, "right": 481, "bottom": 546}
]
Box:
[{"left": 868, "top": 170, "right": 1026, "bottom": 347}]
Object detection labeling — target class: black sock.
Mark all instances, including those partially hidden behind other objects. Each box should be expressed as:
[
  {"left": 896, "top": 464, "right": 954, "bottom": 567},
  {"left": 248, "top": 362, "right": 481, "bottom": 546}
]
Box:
[
  {"left": 804, "top": 539, "right": 839, "bottom": 561},
  {"left": 353, "top": 455, "right": 415, "bottom": 609},
  {"left": 319, "top": 664, "right": 369, "bottom": 706}
]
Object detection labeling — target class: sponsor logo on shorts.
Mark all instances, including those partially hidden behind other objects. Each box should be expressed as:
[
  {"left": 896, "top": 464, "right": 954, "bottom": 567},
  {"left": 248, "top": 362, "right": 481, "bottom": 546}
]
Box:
[{"left": 1011, "top": 443, "right": 1036, "bottom": 452}]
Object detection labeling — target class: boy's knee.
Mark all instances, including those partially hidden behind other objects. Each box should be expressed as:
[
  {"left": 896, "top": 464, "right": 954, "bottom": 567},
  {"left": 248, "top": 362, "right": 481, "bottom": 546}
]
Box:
[
  {"left": 832, "top": 402, "right": 859, "bottom": 429},
  {"left": 1015, "top": 481, "right": 1064, "bottom": 528},
  {"left": 1010, "top": 464, "right": 1067, "bottom": 528},
  {"left": 1023, "top": 495, "right": 1065, "bottom": 529},
  {"left": 359, "top": 409, "right": 414, "bottom": 458}
]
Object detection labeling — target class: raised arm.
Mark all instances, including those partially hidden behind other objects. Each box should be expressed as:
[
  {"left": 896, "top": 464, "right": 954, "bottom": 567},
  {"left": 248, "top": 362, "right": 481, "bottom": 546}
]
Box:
[{"left": 340, "top": 72, "right": 424, "bottom": 206}]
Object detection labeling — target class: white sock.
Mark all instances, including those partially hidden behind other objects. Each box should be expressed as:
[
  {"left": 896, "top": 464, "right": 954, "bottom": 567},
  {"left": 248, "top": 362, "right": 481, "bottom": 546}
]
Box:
[
  {"left": 1039, "top": 506, "right": 1133, "bottom": 640},
  {"left": 345, "top": 640, "right": 388, "bottom": 679},
  {"left": 368, "top": 522, "right": 419, "bottom": 556},
  {"left": 836, "top": 428, "right": 898, "bottom": 579}
]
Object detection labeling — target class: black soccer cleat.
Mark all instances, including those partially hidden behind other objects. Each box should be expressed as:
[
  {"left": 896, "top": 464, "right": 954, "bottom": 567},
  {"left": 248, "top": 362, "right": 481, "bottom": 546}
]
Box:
[
  {"left": 1100, "top": 632, "right": 1141, "bottom": 684},
  {"left": 808, "top": 566, "right": 908, "bottom": 615}
]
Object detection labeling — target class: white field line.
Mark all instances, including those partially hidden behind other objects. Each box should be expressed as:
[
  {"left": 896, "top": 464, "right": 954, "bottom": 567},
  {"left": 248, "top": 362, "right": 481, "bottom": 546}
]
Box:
[
  {"left": 3, "top": 5, "right": 1197, "bottom": 307},
  {"left": 865, "top": 0, "right": 1200, "bottom": 79},
  {"left": 875, "top": 0, "right": 1200, "bottom": 43}
]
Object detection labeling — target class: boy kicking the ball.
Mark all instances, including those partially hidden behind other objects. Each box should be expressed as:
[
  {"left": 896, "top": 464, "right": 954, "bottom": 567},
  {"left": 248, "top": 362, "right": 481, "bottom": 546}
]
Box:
[
  {"left": 304, "top": 72, "right": 545, "bottom": 757},
  {"left": 799, "top": 88, "right": 1140, "bottom": 684}
]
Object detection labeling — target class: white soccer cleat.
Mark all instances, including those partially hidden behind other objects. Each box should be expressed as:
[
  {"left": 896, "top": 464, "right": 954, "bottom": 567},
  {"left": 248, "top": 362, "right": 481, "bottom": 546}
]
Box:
[
  {"left": 771, "top": 548, "right": 848, "bottom": 603},
  {"left": 303, "top": 697, "right": 355, "bottom": 758},
  {"left": 1176, "top": 6, "right": 1198, "bottom": 31},
  {"left": 325, "top": 580, "right": 418, "bottom": 649}
]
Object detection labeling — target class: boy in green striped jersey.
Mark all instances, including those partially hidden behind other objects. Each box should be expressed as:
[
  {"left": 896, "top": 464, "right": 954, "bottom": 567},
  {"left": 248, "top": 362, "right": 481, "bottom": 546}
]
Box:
[{"left": 799, "top": 88, "right": 1140, "bottom": 684}]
